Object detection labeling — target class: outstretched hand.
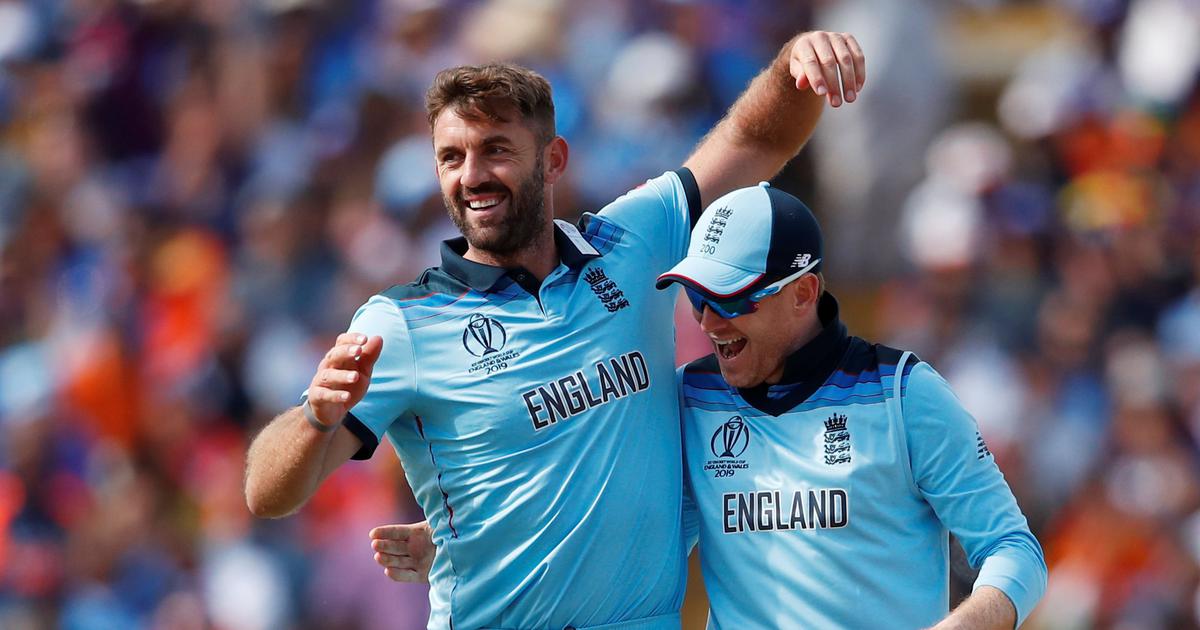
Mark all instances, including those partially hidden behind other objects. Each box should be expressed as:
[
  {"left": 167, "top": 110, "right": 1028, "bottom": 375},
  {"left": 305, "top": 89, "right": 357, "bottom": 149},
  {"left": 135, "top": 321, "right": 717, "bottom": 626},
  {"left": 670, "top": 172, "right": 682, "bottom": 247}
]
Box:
[
  {"left": 370, "top": 521, "right": 435, "bottom": 583},
  {"left": 307, "top": 333, "right": 383, "bottom": 429},
  {"left": 789, "top": 31, "right": 866, "bottom": 108}
]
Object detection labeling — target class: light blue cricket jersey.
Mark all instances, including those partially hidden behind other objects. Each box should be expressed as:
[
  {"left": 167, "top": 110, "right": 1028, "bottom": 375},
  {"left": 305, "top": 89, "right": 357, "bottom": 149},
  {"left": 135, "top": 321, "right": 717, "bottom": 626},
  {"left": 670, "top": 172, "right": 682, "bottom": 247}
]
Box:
[
  {"left": 341, "top": 171, "right": 702, "bottom": 630},
  {"left": 679, "top": 294, "right": 1047, "bottom": 629}
]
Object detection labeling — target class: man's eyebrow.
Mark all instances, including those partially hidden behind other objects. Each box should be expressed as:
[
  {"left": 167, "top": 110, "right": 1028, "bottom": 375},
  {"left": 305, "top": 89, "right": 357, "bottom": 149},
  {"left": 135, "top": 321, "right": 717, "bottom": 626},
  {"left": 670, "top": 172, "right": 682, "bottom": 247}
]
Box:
[
  {"left": 436, "top": 134, "right": 513, "bottom": 149},
  {"left": 480, "top": 134, "right": 514, "bottom": 146}
]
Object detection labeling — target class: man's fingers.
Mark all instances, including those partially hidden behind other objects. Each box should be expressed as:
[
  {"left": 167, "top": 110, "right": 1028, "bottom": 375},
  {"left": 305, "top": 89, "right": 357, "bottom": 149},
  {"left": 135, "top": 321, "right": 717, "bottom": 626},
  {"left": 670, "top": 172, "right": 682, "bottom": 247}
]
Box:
[
  {"left": 791, "top": 56, "right": 811, "bottom": 91},
  {"left": 791, "top": 31, "right": 867, "bottom": 105},
  {"left": 371, "top": 521, "right": 433, "bottom": 584},
  {"left": 358, "top": 336, "right": 384, "bottom": 374},
  {"left": 309, "top": 386, "right": 351, "bottom": 405},
  {"left": 324, "top": 341, "right": 364, "bottom": 366},
  {"left": 369, "top": 524, "right": 411, "bottom": 540},
  {"left": 808, "top": 33, "right": 841, "bottom": 107},
  {"left": 844, "top": 34, "right": 866, "bottom": 91},
  {"left": 319, "top": 368, "right": 360, "bottom": 387},
  {"left": 384, "top": 567, "right": 424, "bottom": 583},
  {"left": 829, "top": 35, "right": 857, "bottom": 103},
  {"left": 375, "top": 551, "right": 418, "bottom": 569},
  {"left": 372, "top": 539, "right": 414, "bottom": 555},
  {"left": 336, "top": 332, "right": 367, "bottom": 347},
  {"left": 794, "top": 34, "right": 839, "bottom": 105},
  {"left": 796, "top": 42, "right": 827, "bottom": 97}
]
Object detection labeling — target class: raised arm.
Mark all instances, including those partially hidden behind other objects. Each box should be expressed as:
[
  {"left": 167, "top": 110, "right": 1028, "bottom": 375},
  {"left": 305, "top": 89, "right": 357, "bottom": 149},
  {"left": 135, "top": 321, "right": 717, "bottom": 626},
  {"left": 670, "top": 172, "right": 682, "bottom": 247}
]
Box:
[
  {"left": 244, "top": 333, "right": 382, "bottom": 518},
  {"left": 684, "top": 31, "right": 865, "bottom": 203}
]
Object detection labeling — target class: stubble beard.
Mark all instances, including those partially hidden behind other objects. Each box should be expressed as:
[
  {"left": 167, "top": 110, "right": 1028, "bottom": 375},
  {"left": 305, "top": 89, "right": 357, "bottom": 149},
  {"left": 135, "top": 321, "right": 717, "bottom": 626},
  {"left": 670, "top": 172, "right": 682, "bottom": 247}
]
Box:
[{"left": 444, "top": 155, "right": 549, "bottom": 257}]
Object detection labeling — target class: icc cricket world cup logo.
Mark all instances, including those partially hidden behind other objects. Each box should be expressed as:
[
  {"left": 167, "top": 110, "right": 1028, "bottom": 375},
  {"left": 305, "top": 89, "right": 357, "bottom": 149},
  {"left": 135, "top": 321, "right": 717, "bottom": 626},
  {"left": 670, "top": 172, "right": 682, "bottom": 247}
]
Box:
[
  {"left": 463, "top": 313, "right": 507, "bottom": 357},
  {"left": 711, "top": 416, "right": 750, "bottom": 459}
]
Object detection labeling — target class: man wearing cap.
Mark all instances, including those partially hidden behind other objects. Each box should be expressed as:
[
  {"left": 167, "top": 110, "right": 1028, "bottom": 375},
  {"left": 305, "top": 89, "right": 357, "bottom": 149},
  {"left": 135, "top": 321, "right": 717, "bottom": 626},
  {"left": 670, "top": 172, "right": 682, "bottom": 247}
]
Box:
[
  {"left": 373, "top": 184, "right": 1047, "bottom": 628},
  {"left": 657, "top": 183, "right": 1046, "bottom": 628}
]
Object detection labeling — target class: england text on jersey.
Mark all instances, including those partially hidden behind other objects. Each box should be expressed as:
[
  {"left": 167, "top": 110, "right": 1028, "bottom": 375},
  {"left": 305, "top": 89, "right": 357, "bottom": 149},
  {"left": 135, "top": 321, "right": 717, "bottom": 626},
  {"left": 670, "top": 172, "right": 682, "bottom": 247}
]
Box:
[
  {"left": 521, "top": 351, "right": 650, "bottom": 430},
  {"left": 722, "top": 489, "right": 849, "bottom": 534}
]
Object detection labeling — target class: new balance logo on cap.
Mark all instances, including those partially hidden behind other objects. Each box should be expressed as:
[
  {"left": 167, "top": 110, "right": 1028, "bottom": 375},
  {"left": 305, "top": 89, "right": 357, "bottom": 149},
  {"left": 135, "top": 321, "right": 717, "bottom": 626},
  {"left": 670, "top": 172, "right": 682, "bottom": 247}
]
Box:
[{"left": 791, "top": 254, "right": 812, "bottom": 268}]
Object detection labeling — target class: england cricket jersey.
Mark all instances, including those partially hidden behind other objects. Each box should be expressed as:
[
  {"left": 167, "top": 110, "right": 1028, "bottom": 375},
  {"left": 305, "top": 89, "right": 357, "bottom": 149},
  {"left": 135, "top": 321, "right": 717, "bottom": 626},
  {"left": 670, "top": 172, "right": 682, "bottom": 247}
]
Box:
[
  {"left": 340, "top": 170, "right": 701, "bottom": 630},
  {"left": 680, "top": 293, "right": 1047, "bottom": 629}
]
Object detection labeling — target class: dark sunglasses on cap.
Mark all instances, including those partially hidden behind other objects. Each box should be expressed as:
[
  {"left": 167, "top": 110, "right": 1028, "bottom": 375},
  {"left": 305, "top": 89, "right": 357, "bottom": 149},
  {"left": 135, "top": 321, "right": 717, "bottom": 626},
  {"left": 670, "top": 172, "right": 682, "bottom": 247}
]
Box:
[{"left": 685, "top": 257, "right": 821, "bottom": 319}]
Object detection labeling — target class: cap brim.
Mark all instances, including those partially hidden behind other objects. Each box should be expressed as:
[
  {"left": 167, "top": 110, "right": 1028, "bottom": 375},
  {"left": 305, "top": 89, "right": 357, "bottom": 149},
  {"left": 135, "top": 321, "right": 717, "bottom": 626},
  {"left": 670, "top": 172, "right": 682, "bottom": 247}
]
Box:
[{"left": 655, "top": 256, "right": 765, "bottom": 298}]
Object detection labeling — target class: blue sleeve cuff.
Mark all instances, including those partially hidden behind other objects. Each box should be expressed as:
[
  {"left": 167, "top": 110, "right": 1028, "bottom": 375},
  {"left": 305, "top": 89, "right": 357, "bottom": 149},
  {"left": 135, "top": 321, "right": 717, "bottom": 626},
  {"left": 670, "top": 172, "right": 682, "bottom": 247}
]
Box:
[{"left": 973, "top": 550, "right": 1048, "bottom": 627}]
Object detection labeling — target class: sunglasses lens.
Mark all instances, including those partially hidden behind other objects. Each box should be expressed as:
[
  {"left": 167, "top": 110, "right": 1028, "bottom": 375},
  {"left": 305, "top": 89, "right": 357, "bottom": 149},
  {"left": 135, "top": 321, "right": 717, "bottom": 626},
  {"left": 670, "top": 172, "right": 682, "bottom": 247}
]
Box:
[{"left": 684, "top": 287, "right": 756, "bottom": 318}]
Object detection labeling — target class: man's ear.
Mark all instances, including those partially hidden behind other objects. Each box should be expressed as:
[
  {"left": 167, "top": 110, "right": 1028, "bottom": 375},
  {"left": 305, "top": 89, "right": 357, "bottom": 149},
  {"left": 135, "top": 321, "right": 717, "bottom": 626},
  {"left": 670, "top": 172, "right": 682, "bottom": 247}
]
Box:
[
  {"left": 544, "top": 136, "right": 569, "bottom": 185},
  {"left": 791, "top": 274, "right": 822, "bottom": 313}
]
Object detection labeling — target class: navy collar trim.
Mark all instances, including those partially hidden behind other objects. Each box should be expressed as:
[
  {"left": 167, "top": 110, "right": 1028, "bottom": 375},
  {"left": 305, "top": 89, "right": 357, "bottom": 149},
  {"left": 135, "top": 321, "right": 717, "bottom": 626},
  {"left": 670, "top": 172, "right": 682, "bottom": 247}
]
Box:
[{"left": 439, "top": 220, "right": 602, "bottom": 292}]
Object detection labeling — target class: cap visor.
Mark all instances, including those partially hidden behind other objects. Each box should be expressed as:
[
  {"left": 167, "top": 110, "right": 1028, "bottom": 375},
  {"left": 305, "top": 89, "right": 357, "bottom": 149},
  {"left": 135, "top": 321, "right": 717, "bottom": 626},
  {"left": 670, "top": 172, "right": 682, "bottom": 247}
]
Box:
[{"left": 655, "top": 256, "right": 765, "bottom": 298}]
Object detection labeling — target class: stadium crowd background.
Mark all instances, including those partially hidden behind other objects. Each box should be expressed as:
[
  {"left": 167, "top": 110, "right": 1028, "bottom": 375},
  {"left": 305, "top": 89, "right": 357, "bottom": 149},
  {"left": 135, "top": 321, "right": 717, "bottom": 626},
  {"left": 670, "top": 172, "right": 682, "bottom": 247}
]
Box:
[{"left": 0, "top": 0, "right": 1197, "bottom": 628}]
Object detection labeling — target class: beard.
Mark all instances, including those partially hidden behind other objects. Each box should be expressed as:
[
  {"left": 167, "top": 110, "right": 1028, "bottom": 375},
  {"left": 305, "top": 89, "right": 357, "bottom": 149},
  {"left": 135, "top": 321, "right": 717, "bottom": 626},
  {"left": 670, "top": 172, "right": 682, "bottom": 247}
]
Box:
[{"left": 443, "top": 156, "right": 548, "bottom": 257}]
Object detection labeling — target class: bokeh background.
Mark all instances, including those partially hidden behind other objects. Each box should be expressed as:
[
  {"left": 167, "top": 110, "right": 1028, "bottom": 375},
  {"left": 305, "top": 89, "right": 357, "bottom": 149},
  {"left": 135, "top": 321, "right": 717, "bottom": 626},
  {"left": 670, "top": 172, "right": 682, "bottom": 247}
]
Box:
[{"left": 0, "top": 0, "right": 1198, "bottom": 628}]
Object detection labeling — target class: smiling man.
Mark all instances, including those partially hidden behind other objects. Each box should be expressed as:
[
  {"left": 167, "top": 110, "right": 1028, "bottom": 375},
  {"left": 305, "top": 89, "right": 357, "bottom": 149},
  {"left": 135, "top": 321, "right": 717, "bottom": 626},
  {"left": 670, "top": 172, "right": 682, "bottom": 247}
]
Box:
[
  {"left": 659, "top": 184, "right": 1047, "bottom": 629},
  {"left": 245, "top": 32, "right": 868, "bottom": 630}
]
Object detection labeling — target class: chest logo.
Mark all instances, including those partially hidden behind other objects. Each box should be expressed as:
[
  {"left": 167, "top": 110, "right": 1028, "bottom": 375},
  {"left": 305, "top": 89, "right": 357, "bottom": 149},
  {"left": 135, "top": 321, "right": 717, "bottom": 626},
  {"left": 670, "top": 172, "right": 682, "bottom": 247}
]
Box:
[
  {"left": 712, "top": 416, "right": 750, "bottom": 458},
  {"left": 463, "top": 314, "right": 506, "bottom": 356},
  {"left": 585, "top": 267, "right": 630, "bottom": 313},
  {"left": 704, "top": 416, "right": 750, "bottom": 478},
  {"left": 463, "top": 314, "right": 519, "bottom": 376},
  {"left": 823, "top": 414, "right": 851, "bottom": 465}
]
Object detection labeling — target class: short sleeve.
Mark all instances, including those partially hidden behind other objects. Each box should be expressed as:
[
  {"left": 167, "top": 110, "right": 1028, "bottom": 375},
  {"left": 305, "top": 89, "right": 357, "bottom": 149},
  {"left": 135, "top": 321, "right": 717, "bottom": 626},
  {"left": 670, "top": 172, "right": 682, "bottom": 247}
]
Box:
[
  {"left": 591, "top": 168, "right": 701, "bottom": 272},
  {"left": 903, "top": 362, "right": 1047, "bottom": 625},
  {"left": 342, "top": 295, "right": 418, "bottom": 460}
]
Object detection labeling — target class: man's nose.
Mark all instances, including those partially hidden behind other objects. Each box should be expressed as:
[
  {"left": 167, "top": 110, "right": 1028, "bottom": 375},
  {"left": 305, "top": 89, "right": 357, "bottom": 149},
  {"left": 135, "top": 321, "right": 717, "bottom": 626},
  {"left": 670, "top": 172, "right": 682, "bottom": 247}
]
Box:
[
  {"left": 698, "top": 304, "right": 731, "bottom": 332},
  {"left": 460, "top": 153, "right": 488, "bottom": 189}
]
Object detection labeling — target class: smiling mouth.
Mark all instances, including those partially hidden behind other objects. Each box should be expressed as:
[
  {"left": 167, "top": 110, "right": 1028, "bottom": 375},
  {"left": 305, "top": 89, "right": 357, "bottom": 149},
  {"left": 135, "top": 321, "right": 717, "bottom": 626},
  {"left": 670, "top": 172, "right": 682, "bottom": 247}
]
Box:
[
  {"left": 467, "top": 197, "right": 503, "bottom": 210},
  {"left": 714, "top": 337, "right": 747, "bottom": 360}
]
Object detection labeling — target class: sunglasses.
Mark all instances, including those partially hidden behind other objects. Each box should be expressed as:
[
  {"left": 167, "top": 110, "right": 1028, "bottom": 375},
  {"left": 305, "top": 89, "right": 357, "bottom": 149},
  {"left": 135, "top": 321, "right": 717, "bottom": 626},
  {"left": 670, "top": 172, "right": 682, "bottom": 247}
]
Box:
[{"left": 684, "top": 257, "right": 821, "bottom": 319}]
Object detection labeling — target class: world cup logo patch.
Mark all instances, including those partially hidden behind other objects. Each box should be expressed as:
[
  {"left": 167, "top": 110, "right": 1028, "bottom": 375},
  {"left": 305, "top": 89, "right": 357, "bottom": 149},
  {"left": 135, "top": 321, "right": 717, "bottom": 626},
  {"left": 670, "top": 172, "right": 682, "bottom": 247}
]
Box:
[
  {"left": 463, "top": 313, "right": 519, "bottom": 376},
  {"left": 712, "top": 416, "right": 749, "bottom": 458},
  {"left": 463, "top": 313, "right": 506, "bottom": 357},
  {"left": 703, "top": 416, "right": 750, "bottom": 479}
]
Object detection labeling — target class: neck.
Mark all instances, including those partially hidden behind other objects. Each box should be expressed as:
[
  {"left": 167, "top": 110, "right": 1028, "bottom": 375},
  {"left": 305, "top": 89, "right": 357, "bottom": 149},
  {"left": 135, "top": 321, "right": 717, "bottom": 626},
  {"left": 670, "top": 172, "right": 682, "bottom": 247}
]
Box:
[
  {"left": 764, "top": 316, "right": 824, "bottom": 385},
  {"left": 464, "top": 221, "right": 559, "bottom": 280}
]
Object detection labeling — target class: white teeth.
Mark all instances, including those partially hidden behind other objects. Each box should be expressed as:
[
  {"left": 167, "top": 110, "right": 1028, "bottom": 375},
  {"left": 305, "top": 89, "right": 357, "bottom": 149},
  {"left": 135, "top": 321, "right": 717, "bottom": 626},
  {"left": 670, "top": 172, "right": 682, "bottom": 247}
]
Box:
[
  {"left": 713, "top": 337, "right": 745, "bottom": 346},
  {"left": 468, "top": 198, "right": 501, "bottom": 209}
]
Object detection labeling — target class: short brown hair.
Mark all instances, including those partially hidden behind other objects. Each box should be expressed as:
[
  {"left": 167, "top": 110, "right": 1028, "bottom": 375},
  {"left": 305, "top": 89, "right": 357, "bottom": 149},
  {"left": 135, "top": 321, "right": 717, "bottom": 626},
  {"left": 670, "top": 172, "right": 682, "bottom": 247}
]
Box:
[{"left": 425, "top": 63, "right": 556, "bottom": 145}]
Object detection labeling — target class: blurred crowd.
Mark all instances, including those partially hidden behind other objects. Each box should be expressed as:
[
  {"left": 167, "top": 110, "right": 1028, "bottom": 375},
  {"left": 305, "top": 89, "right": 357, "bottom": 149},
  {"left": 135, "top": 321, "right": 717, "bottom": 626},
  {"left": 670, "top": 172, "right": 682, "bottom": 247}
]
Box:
[{"left": 0, "top": 0, "right": 1197, "bottom": 628}]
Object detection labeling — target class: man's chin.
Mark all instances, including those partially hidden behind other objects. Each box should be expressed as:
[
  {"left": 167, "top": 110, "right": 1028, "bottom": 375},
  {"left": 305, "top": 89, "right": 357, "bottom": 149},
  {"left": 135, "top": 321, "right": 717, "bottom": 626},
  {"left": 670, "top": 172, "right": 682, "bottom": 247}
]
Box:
[
  {"left": 716, "top": 364, "right": 752, "bottom": 389},
  {"left": 463, "top": 227, "right": 532, "bottom": 257}
]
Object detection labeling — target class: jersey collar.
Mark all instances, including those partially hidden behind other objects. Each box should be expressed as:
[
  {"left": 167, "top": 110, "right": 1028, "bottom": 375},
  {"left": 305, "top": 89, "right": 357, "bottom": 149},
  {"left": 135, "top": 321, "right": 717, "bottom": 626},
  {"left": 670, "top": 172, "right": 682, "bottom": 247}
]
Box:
[{"left": 439, "top": 219, "right": 602, "bottom": 292}]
